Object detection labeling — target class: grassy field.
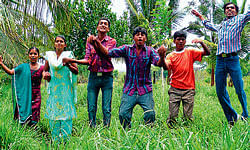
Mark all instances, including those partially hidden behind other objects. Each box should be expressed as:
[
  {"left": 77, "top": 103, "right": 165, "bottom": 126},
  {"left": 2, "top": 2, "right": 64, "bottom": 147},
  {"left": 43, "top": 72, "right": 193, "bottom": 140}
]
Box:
[{"left": 0, "top": 71, "right": 249, "bottom": 149}]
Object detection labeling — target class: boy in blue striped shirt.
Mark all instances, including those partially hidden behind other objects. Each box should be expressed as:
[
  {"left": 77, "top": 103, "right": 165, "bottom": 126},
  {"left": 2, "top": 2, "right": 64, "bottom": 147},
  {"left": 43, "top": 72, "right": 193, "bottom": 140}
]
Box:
[{"left": 192, "top": 2, "right": 249, "bottom": 125}]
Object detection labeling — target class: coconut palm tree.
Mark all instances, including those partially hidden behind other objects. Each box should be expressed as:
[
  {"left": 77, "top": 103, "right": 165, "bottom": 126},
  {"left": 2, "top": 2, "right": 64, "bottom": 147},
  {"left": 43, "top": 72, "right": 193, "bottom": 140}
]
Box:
[{"left": 0, "top": 0, "right": 77, "bottom": 66}]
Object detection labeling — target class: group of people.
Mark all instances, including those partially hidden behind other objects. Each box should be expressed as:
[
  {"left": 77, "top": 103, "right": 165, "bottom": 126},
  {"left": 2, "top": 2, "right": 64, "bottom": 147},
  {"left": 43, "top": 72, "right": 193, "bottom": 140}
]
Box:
[{"left": 0, "top": 2, "right": 248, "bottom": 143}]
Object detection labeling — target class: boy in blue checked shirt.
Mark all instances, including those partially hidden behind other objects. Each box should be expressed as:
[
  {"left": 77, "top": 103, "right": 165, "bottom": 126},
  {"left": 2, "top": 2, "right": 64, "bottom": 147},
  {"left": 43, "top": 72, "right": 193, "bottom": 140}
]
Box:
[{"left": 88, "top": 26, "right": 167, "bottom": 129}]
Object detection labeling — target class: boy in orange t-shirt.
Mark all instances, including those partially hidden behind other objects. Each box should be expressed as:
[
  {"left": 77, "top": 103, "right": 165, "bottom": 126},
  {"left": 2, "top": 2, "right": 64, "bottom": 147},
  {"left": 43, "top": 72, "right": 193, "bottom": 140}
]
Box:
[{"left": 163, "top": 30, "right": 210, "bottom": 128}]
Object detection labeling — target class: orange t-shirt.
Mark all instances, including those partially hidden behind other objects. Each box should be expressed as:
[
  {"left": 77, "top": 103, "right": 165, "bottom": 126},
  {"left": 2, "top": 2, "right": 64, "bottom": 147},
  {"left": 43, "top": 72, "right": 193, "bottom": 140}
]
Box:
[{"left": 166, "top": 48, "right": 203, "bottom": 89}]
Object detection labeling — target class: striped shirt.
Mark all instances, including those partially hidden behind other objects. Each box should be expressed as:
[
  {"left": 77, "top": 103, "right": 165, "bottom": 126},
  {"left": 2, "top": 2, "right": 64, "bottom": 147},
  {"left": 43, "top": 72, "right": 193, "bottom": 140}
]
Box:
[
  {"left": 108, "top": 44, "right": 160, "bottom": 96},
  {"left": 84, "top": 36, "right": 116, "bottom": 72},
  {"left": 202, "top": 11, "right": 249, "bottom": 55}
]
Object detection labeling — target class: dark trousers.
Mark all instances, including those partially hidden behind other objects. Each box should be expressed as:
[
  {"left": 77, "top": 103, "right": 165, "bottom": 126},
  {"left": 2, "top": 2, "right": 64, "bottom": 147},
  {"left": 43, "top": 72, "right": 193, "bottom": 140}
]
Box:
[
  {"left": 119, "top": 91, "right": 155, "bottom": 129},
  {"left": 87, "top": 72, "right": 113, "bottom": 127}
]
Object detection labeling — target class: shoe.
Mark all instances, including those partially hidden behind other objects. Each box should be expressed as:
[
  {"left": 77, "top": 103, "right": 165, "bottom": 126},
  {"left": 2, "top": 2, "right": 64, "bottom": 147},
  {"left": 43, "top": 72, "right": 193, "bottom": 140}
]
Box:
[
  {"left": 241, "top": 116, "right": 248, "bottom": 122},
  {"left": 229, "top": 114, "right": 241, "bottom": 126}
]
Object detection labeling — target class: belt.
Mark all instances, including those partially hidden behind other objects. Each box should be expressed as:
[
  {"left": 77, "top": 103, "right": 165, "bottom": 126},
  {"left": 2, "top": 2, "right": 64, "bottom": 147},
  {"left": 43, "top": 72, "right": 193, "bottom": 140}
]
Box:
[
  {"left": 218, "top": 52, "right": 237, "bottom": 58},
  {"left": 90, "top": 71, "right": 113, "bottom": 77}
]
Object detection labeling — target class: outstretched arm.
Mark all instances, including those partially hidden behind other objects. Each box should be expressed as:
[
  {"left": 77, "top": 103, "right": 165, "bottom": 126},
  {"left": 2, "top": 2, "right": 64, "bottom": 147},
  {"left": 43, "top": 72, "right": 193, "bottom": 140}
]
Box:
[
  {"left": 192, "top": 9, "right": 218, "bottom": 32},
  {"left": 0, "top": 56, "right": 14, "bottom": 75},
  {"left": 192, "top": 39, "right": 210, "bottom": 56},
  {"left": 63, "top": 58, "right": 89, "bottom": 65}
]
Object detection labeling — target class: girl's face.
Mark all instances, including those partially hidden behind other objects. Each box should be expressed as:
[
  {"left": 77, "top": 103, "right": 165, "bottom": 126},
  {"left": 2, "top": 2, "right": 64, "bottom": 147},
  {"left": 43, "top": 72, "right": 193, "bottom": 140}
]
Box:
[
  {"left": 55, "top": 37, "right": 66, "bottom": 51},
  {"left": 29, "top": 49, "right": 39, "bottom": 63}
]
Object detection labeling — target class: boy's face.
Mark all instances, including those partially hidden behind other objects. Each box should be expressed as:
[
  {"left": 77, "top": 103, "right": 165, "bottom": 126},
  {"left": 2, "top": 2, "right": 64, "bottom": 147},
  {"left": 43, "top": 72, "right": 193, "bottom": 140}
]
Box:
[
  {"left": 224, "top": 4, "right": 237, "bottom": 18},
  {"left": 133, "top": 32, "right": 147, "bottom": 47},
  {"left": 174, "top": 37, "right": 186, "bottom": 51},
  {"left": 97, "top": 20, "right": 110, "bottom": 33}
]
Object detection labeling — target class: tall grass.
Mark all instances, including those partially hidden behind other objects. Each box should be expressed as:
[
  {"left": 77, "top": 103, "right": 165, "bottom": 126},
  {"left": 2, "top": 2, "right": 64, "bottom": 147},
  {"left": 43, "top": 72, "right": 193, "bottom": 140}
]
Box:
[{"left": 0, "top": 72, "right": 249, "bottom": 149}]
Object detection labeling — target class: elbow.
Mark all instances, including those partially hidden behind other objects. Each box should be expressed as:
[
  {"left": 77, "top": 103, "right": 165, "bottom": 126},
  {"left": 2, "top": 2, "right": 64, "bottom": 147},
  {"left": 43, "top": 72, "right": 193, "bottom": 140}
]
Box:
[
  {"left": 8, "top": 70, "right": 14, "bottom": 75},
  {"left": 74, "top": 68, "right": 79, "bottom": 75}
]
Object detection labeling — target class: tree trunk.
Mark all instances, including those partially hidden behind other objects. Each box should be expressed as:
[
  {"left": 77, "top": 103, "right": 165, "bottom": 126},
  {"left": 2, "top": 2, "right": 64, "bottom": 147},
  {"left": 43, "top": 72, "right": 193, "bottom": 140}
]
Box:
[{"left": 211, "top": 64, "right": 215, "bottom": 86}]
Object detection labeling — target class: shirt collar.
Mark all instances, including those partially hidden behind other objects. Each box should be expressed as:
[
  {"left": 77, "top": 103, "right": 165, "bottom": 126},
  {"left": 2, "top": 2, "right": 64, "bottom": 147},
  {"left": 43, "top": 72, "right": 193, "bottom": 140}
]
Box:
[
  {"left": 100, "top": 35, "right": 109, "bottom": 42},
  {"left": 223, "top": 15, "right": 236, "bottom": 21},
  {"left": 131, "top": 44, "right": 147, "bottom": 51}
]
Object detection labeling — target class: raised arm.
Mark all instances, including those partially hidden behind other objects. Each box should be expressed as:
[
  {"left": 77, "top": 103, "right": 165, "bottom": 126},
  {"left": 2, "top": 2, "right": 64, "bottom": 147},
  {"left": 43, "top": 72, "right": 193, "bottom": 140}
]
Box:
[
  {"left": 0, "top": 56, "right": 14, "bottom": 75},
  {"left": 87, "top": 35, "right": 109, "bottom": 56},
  {"left": 192, "top": 39, "right": 210, "bottom": 56},
  {"left": 191, "top": 9, "right": 218, "bottom": 32}
]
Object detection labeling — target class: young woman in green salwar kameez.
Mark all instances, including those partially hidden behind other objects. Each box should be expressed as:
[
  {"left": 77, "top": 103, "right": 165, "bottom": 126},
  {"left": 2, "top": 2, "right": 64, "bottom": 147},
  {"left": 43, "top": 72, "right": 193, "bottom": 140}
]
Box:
[{"left": 43, "top": 35, "right": 78, "bottom": 143}]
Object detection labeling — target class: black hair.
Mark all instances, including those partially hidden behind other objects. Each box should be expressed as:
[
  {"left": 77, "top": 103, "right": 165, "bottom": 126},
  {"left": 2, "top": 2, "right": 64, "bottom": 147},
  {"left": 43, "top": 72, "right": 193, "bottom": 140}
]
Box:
[
  {"left": 55, "top": 35, "right": 66, "bottom": 45},
  {"left": 173, "top": 30, "right": 187, "bottom": 40},
  {"left": 223, "top": 2, "right": 239, "bottom": 13},
  {"left": 133, "top": 26, "right": 147, "bottom": 38},
  {"left": 28, "top": 47, "right": 39, "bottom": 55},
  {"left": 97, "top": 18, "right": 110, "bottom": 28}
]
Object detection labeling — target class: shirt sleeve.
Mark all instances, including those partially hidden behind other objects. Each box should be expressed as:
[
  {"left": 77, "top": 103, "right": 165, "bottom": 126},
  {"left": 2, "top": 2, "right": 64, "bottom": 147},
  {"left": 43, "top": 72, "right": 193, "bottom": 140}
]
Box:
[
  {"left": 242, "top": 11, "right": 250, "bottom": 27},
  {"left": 202, "top": 20, "right": 219, "bottom": 32},
  {"left": 166, "top": 53, "right": 172, "bottom": 69},
  {"left": 108, "top": 45, "right": 127, "bottom": 58},
  {"left": 150, "top": 47, "right": 160, "bottom": 66},
  {"left": 84, "top": 42, "right": 92, "bottom": 60},
  {"left": 191, "top": 48, "right": 203, "bottom": 62},
  {"left": 69, "top": 51, "right": 75, "bottom": 59},
  {"left": 107, "top": 38, "right": 117, "bottom": 50}
]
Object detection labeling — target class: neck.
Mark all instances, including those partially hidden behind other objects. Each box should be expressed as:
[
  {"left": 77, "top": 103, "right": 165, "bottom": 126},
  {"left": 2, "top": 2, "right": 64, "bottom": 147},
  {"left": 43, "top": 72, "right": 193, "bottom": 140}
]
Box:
[
  {"left": 227, "top": 16, "right": 234, "bottom": 19},
  {"left": 30, "top": 62, "right": 37, "bottom": 66},
  {"left": 56, "top": 49, "right": 63, "bottom": 57},
  {"left": 98, "top": 32, "right": 107, "bottom": 41},
  {"left": 176, "top": 48, "right": 184, "bottom": 51},
  {"left": 136, "top": 44, "right": 144, "bottom": 50}
]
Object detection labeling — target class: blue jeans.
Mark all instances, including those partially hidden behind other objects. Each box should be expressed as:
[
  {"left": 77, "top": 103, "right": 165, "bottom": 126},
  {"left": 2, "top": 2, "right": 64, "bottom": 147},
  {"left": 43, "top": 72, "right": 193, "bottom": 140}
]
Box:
[
  {"left": 215, "top": 55, "right": 248, "bottom": 123},
  {"left": 119, "top": 91, "right": 155, "bottom": 129},
  {"left": 87, "top": 72, "right": 113, "bottom": 127}
]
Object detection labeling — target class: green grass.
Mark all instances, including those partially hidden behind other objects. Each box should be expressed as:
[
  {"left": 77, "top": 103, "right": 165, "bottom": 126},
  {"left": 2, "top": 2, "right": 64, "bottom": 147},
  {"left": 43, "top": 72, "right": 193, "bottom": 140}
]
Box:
[{"left": 0, "top": 72, "right": 249, "bottom": 149}]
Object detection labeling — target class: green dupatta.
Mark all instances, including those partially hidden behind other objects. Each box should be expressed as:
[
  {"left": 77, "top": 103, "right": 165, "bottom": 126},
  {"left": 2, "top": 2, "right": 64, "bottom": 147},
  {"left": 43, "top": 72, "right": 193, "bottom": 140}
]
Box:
[{"left": 12, "top": 63, "right": 32, "bottom": 123}]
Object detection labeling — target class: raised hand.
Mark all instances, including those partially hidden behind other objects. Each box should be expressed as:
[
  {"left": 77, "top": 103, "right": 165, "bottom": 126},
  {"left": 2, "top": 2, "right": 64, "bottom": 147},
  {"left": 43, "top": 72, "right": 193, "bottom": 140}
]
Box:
[
  {"left": 43, "top": 71, "right": 51, "bottom": 81},
  {"left": 87, "top": 35, "right": 97, "bottom": 45},
  {"left": 0, "top": 56, "right": 3, "bottom": 65},
  {"left": 158, "top": 45, "right": 167, "bottom": 57},
  {"left": 192, "top": 39, "right": 203, "bottom": 44},
  {"left": 191, "top": 9, "right": 204, "bottom": 20}
]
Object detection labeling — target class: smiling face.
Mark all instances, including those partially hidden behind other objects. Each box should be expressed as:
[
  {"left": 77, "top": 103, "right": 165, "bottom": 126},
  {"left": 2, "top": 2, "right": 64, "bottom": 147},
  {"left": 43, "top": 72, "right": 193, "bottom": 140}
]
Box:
[
  {"left": 97, "top": 19, "right": 110, "bottom": 33},
  {"left": 174, "top": 37, "right": 186, "bottom": 51},
  {"left": 54, "top": 36, "right": 66, "bottom": 51},
  {"left": 133, "top": 32, "right": 147, "bottom": 47},
  {"left": 224, "top": 4, "right": 238, "bottom": 18},
  {"left": 29, "top": 49, "right": 39, "bottom": 63}
]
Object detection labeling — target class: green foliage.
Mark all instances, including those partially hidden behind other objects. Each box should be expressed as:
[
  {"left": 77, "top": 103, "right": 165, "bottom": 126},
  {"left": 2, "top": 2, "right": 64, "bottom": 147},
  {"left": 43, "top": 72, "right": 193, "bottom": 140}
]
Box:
[
  {"left": 151, "top": 0, "right": 172, "bottom": 46},
  {"left": 66, "top": 0, "right": 131, "bottom": 59},
  {"left": 77, "top": 65, "right": 89, "bottom": 83},
  {"left": 240, "top": 56, "right": 249, "bottom": 76}
]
